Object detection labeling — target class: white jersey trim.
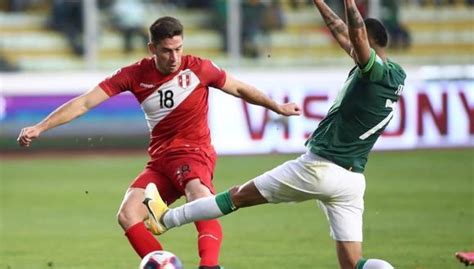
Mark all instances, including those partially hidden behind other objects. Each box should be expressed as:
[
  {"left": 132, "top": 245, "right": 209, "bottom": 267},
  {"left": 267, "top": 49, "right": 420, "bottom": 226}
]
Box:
[{"left": 140, "top": 69, "right": 201, "bottom": 132}]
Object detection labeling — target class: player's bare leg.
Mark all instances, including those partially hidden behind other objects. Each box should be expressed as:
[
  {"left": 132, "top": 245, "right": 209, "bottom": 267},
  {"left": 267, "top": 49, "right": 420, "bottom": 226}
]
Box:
[
  {"left": 456, "top": 252, "right": 474, "bottom": 266},
  {"left": 336, "top": 241, "right": 394, "bottom": 269},
  {"left": 229, "top": 180, "right": 269, "bottom": 208},
  {"left": 118, "top": 188, "right": 149, "bottom": 230},
  {"left": 336, "top": 241, "right": 362, "bottom": 269},
  {"left": 118, "top": 187, "right": 163, "bottom": 257}
]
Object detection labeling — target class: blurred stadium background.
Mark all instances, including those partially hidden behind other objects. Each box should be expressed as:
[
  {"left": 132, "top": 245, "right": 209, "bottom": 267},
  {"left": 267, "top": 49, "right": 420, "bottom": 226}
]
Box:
[
  {"left": 0, "top": 0, "right": 473, "bottom": 269},
  {"left": 0, "top": 0, "right": 473, "bottom": 151}
]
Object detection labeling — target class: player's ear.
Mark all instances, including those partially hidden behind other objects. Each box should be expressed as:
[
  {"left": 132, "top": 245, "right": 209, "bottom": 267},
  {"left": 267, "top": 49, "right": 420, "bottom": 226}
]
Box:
[
  {"left": 147, "top": 42, "right": 157, "bottom": 54},
  {"left": 367, "top": 35, "right": 376, "bottom": 49}
]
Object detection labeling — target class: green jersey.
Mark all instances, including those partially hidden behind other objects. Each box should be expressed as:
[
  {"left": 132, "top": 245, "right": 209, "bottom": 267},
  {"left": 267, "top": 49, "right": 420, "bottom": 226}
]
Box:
[{"left": 306, "top": 49, "right": 406, "bottom": 173}]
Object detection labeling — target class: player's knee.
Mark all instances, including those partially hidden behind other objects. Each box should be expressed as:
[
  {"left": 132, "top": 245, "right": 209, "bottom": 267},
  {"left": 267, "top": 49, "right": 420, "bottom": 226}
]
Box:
[
  {"left": 117, "top": 210, "right": 130, "bottom": 229},
  {"left": 184, "top": 179, "right": 213, "bottom": 201},
  {"left": 116, "top": 209, "right": 128, "bottom": 228},
  {"left": 117, "top": 208, "right": 140, "bottom": 230}
]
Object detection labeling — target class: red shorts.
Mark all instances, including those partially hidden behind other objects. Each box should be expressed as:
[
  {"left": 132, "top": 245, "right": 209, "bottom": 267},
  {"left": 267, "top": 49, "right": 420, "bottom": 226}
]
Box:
[{"left": 131, "top": 148, "right": 217, "bottom": 205}]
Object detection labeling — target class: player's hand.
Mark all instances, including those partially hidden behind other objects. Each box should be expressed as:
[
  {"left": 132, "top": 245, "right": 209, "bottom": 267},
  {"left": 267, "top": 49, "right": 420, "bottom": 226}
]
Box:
[
  {"left": 17, "top": 126, "right": 42, "bottom": 147},
  {"left": 278, "top": 102, "right": 301, "bottom": 116}
]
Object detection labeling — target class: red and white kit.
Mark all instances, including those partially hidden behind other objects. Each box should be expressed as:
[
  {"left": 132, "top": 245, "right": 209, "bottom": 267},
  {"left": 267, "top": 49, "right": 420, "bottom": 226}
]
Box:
[{"left": 99, "top": 55, "right": 227, "bottom": 202}]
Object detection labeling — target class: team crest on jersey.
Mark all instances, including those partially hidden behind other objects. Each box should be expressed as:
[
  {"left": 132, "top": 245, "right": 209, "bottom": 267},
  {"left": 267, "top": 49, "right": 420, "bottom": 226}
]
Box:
[{"left": 178, "top": 73, "right": 191, "bottom": 88}]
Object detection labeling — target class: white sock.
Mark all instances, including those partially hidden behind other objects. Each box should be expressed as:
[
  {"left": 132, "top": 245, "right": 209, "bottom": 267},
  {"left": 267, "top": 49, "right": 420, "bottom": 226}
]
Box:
[
  {"left": 162, "top": 196, "right": 224, "bottom": 229},
  {"left": 359, "top": 259, "right": 394, "bottom": 269}
]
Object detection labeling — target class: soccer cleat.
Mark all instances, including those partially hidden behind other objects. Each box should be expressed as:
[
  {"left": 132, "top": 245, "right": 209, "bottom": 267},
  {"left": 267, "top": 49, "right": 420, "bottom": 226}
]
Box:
[
  {"left": 456, "top": 252, "right": 474, "bottom": 266},
  {"left": 143, "top": 183, "right": 169, "bottom": 235}
]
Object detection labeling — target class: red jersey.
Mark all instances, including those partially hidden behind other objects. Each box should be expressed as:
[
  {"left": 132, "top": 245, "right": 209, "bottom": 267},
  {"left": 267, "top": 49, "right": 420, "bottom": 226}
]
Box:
[{"left": 99, "top": 55, "right": 227, "bottom": 159}]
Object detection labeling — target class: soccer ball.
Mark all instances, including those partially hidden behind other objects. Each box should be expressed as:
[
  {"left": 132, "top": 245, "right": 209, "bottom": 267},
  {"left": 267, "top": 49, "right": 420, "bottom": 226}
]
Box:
[{"left": 139, "top": 250, "right": 183, "bottom": 269}]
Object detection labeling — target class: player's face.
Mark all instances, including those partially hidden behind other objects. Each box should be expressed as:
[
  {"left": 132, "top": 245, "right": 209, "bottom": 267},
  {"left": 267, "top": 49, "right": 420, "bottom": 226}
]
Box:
[{"left": 149, "top": 35, "right": 183, "bottom": 75}]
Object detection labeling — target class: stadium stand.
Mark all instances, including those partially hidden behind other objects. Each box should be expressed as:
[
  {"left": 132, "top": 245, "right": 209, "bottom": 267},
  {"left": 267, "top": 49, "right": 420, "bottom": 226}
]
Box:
[{"left": 0, "top": 2, "right": 472, "bottom": 71}]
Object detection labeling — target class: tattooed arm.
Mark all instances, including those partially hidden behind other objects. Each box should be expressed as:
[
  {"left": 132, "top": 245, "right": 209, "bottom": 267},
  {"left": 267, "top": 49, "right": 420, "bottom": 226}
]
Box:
[
  {"left": 312, "top": 0, "right": 352, "bottom": 55},
  {"left": 344, "top": 0, "right": 371, "bottom": 66}
]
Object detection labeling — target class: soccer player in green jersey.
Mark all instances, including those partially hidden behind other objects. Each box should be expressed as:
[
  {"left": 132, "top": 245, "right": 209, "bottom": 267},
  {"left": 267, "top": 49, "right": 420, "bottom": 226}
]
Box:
[{"left": 143, "top": 1, "right": 406, "bottom": 268}]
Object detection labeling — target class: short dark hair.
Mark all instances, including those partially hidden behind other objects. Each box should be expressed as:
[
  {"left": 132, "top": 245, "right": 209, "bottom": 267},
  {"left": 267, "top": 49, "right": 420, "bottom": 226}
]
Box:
[
  {"left": 364, "top": 18, "right": 388, "bottom": 48},
  {"left": 149, "top": 16, "right": 183, "bottom": 44}
]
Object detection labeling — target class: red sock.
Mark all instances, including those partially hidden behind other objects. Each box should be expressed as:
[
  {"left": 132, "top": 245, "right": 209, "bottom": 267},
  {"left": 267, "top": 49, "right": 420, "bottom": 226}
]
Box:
[
  {"left": 195, "top": 220, "right": 222, "bottom": 266},
  {"left": 125, "top": 222, "right": 163, "bottom": 258}
]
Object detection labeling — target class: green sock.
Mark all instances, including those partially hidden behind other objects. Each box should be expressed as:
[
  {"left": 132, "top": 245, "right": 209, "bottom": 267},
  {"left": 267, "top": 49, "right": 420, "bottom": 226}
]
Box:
[
  {"left": 215, "top": 190, "right": 237, "bottom": 215},
  {"left": 355, "top": 258, "right": 367, "bottom": 269}
]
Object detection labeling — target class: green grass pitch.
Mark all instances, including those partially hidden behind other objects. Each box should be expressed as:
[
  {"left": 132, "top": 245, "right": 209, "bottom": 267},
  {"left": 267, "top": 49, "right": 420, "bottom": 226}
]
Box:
[{"left": 1, "top": 148, "right": 473, "bottom": 269}]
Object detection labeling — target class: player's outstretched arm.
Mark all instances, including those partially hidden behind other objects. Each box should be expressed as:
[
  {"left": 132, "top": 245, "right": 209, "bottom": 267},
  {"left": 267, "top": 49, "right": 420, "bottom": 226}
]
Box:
[
  {"left": 17, "top": 86, "right": 110, "bottom": 147},
  {"left": 312, "top": 0, "right": 352, "bottom": 56},
  {"left": 219, "top": 74, "right": 301, "bottom": 117},
  {"left": 344, "top": 0, "right": 371, "bottom": 66}
]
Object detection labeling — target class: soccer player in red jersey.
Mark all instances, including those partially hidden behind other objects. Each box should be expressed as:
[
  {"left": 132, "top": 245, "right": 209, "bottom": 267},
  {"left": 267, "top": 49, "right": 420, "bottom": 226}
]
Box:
[{"left": 17, "top": 16, "right": 301, "bottom": 269}]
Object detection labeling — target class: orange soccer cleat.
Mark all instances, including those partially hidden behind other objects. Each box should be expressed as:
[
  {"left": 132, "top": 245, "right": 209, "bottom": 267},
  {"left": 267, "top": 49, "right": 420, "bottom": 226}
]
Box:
[
  {"left": 456, "top": 252, "right": 474, "bottom": 266},
  {"left": 143, "top": 183, "right": 169, "bottom": 235}
]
